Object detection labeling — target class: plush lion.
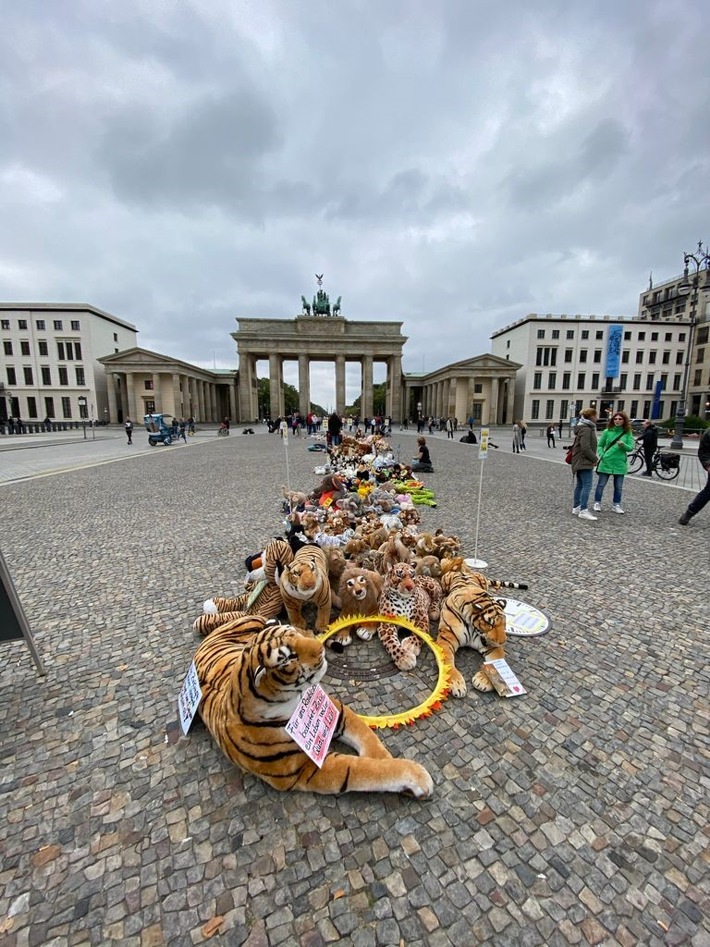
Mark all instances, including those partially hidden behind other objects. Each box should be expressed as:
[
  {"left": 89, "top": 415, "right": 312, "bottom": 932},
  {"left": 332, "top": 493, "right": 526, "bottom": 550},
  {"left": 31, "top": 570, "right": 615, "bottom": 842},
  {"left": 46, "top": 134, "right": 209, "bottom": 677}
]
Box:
[
  {"left": 332, "top": 565, "right": 383, "bottom": 646},
  {"left": 194, "top": 615, "right": 433, "bottom": 796}
]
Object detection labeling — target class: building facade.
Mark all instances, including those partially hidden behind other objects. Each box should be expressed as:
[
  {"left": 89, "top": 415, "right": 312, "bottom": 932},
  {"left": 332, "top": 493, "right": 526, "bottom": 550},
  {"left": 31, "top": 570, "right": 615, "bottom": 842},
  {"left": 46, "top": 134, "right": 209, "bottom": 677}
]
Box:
[
  {"left": 491, "top": 313, "right": 693, "bottom": 426},
  {"left": 637, "top": 269, "right": 710, "bottom": 421},
  {"left": 0, "top": 303, "right": 138, "bottom": 424}
]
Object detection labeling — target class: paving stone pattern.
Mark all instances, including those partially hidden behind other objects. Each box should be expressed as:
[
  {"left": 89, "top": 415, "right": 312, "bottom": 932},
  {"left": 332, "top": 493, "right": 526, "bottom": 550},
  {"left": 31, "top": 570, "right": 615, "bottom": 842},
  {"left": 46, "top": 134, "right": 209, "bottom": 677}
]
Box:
[{"left": 0, "top": 430, "right": 708, "bottom": 947}]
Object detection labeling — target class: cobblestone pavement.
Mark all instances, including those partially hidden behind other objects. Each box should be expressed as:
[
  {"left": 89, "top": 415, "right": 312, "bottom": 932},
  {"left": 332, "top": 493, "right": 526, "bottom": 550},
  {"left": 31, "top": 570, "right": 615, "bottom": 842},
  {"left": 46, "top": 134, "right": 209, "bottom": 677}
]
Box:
[{"left": 0, "top": 429, "right": 708, "bottom": 947}]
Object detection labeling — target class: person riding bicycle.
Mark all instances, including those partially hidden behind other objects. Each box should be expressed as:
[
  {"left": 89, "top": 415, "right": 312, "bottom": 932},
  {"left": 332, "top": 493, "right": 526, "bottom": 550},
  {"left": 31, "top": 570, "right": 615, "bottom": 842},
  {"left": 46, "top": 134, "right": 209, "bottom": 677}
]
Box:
[{"left": 637, "top": 420, "right": 658, "bottom": 477}]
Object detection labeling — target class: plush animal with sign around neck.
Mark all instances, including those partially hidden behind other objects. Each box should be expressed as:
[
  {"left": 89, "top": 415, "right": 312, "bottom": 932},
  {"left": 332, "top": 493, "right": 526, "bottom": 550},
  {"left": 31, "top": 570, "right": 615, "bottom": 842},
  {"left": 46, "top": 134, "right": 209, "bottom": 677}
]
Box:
[{"left": 192, "top": 615, "right": 433, "bottom": 796}]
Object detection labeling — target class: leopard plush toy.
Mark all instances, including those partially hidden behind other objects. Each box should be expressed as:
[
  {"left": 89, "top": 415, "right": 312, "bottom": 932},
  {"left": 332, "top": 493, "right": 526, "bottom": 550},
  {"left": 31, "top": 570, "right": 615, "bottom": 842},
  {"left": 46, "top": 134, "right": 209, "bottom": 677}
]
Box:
[{"left": 377, "top": 562, "right": 442, "bottom": 670}]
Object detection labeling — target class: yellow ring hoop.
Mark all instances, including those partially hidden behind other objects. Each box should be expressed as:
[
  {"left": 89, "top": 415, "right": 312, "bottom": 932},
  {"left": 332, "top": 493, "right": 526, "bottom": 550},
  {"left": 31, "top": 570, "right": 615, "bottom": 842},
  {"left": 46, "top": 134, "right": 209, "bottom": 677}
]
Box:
[{"left": 319, "top": 614, "right": 451, "bottom": 729}]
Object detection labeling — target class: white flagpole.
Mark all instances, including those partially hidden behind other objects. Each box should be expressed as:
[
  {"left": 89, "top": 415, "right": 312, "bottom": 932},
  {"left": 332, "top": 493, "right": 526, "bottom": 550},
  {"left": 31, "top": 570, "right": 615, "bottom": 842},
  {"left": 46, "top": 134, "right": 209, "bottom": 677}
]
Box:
[{"left": 468, "top": 427, "right": 489, "bottom": 570}]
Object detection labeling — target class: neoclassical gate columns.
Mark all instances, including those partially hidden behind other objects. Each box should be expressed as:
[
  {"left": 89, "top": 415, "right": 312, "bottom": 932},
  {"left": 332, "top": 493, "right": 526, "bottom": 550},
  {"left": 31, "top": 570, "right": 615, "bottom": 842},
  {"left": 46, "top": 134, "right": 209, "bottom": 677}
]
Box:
[{"left": 233, "top": 315, "right": 407, "bottom": 422}]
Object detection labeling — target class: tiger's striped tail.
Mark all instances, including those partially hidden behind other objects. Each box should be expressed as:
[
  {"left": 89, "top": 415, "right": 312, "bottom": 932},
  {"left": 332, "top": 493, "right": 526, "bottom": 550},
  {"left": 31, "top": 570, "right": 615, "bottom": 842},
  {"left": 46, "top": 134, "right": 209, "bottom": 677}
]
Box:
[{"left": 487, "top": 578, "right": 529, "bottom": 591}]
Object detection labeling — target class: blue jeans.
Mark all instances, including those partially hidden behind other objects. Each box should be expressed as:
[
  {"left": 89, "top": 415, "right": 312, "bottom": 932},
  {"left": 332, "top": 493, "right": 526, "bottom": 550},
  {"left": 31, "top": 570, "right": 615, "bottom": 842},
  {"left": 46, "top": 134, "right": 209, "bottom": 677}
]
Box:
[
  {"left": 595, "top": 473, "right": 624, "bottom": 506},
  {"left": 573, "top": 469, "right": 593, "bottom": 509}
]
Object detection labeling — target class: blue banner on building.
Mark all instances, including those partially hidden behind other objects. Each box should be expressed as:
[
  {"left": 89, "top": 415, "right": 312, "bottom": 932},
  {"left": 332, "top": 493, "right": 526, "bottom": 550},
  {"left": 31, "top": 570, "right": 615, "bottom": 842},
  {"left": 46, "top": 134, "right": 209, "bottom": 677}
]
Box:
[
  {"left": 604, "top": 324, "right": 623, "bottom": 379},
  {"left": 652, "top": 379, "right": 663, "bottom": 420}
]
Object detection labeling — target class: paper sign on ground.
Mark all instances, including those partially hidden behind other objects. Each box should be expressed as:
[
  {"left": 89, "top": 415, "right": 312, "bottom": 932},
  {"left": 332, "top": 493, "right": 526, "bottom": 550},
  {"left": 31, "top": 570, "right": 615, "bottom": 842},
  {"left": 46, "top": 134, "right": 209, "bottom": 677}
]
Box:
[
  {"left": 178, "top": 661, "right": 203, "bottom": 734},
  {"left": 503, "top": 598, "right": 551, "bottom": 637},
  {"left": 286, "top": 684, "right": 339, "bottom": 767},
  {"left": 479, "top": 427, "right": 490, "bottom": 459},
  {"left": 482, "top": 658, "right": 527, "bottom": 698}
]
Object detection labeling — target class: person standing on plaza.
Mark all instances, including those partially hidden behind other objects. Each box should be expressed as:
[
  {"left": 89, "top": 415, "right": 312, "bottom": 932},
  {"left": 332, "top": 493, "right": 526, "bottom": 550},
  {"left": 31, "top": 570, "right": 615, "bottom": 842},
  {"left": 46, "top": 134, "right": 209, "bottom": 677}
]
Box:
[
  {"left": 512, "top": 422, "right": 522, "bottom": 453},
  {"left": 638, "top": 419, "right": 658, "bottom": 477},
  {"left": 571, "top": 407, "right": 599, "bottom": 520},
  {"left": 558, "top": 418, "right": 563, "bottom": 438},
  {"left": 519, "top": 419, "right": 528, "bottom": 450},
  {"left": 678, "top": 427, "right": 710, "bottom": 525},
  {"left": 125, "top": 417, "right": 133, "bottom": 445},
  {"left": 546, "top": 423, "right": 556, "bottom": 448},
  {"left": 593, "top": 410, "right": 634, "bottom": 514},
  {"left": 446, "top": 417, "right": 455, "bottom": 439},
  {"left": 327, "top": 411, "right": 342, "bottom": 446},
  {"left": 179, "top": 418, "right": 187, "bottom": 442}
]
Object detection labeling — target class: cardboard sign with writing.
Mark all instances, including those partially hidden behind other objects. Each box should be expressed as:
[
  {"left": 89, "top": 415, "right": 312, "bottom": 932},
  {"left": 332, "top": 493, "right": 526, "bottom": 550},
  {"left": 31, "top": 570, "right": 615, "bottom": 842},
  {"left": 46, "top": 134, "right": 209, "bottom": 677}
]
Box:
[
  {"left": 482, "top": 658, "right": 526, "bottom": 698},
  {"left": 178, "top": 661, "right": 203, "bottom": 734},
  {"left": 286, "top": 684, "right": 338, "bottom": 767}
]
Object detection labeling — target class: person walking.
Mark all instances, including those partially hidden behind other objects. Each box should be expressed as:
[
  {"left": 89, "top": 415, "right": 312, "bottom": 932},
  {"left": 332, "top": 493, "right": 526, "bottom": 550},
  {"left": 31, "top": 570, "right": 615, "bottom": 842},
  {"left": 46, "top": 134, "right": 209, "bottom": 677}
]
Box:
[
  {"left": 512, "top": 422, "right": 522, "bottom": 453},
  {"left": 179, "top": 418, "right": 187, "bottom": 442},
  {"left": 638, "top": 419, "right": 658, "bottom": 477},
  {"left": 571, "top": 407, "right": 599, "bottom": 520},
  {"left": 546, "top": 423, "right": 556, "bottom": 448},
  {"left": 519, "top": 419, "right": 528, "bottom": 450},
  {"left": 593, "top": 411, "right": 635, "bottom": 514},
  {"left": 678, "top": 426, "right": 710, "bottom": 525},
  {"left": 125, "top": 417, "right": 133, "bottom": 445}
]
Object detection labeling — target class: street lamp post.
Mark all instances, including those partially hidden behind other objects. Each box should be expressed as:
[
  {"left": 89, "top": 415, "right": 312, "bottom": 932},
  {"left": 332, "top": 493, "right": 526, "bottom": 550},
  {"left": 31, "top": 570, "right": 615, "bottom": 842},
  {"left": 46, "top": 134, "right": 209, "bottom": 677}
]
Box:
[
  {"left": 78, "top": 396, "right": 87, "bottom": 439},
  {"left": 670, "top": 241, "right": 710, "bottom": 450}
]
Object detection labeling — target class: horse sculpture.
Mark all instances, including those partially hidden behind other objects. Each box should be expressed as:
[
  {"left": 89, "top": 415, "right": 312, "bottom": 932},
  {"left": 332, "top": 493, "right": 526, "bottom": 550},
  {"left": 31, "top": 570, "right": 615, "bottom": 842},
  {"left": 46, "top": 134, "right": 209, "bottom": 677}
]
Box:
[
  {"left": 301, "top": 295, "right": 311, "bottom": 315},
  {"left": 332, "top": 296, "right": 342, "bottom": 316}
]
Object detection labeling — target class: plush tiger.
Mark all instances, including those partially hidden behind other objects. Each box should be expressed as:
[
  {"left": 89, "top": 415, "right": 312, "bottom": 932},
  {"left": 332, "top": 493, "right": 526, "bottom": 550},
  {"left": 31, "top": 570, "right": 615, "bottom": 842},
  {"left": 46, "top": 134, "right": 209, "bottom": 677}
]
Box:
[
  {"left": 278, "top": 544, "right": 332, "bottom": 632},
  {"left": 436, "top": 558, "right": 528, "bottom": 697},
  {"left": 193, "top": 538, "right": 292, "bottom": 636},
  {"left": 377, "top": 562, "right": 442, "bottom": 671},
  {"left": 193, "top": 615, "right": 434, "bottom": 796}
]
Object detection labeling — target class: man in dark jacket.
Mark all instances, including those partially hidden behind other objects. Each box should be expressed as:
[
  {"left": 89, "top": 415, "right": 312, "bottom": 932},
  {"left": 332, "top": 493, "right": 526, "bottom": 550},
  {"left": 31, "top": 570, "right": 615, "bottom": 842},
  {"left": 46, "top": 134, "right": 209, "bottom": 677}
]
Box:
[
  {"left": 638, "top": 420, "right": 658, "bottom": 476},
  {"left": 327, "top": 412, "right": 342, "bottom": 446},
  {"left": 678, "top": 428, "right": 710, "bottom": 525}
]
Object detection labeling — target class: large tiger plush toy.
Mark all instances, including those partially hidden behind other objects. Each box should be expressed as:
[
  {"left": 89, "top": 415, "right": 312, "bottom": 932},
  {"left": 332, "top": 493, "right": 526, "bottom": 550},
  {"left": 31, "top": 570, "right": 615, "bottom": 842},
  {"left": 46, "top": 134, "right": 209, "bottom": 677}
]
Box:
[
  {"left": 193, "top": 615, "right": 434, "bottom": 797},
  {"left": 278, "top": 544, "right": 332, "bottom": 632},
  {"left": 436, "top": 558, "right": 527, "bottom": 697},
  {"left": 193, "top": 538, "right": 293, "bottom": 636}
]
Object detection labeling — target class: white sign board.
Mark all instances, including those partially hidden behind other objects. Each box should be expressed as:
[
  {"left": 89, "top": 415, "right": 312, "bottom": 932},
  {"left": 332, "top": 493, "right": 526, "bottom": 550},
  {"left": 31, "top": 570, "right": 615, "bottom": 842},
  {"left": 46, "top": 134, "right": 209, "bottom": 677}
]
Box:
[
  {"left": 286, "top": 684, "right": 339, "bottom": 767},
  {"left": 178, "top": 661, "right": 203, "bottom": 735},
  {"left": 503, "top": 598, "right": 551, "bottom": 637},
  {"left": 478, "top": 427, "right": 490, "bottom": 459}
]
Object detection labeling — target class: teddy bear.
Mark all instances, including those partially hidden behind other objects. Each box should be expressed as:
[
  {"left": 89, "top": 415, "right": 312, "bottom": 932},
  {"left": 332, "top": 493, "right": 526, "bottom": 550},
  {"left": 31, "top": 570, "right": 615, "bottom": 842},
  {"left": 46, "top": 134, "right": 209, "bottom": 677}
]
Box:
[{"left": 331, "top": 565, "right": 384, "bottom": 646}]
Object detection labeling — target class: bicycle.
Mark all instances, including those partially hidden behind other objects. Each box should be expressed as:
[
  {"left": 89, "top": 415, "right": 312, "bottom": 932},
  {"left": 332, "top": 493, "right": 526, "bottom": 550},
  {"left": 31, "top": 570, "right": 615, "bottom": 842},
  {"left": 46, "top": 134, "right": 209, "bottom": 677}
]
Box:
[{"left": 628, "top": 444, "right": 680, "bottom": 480}]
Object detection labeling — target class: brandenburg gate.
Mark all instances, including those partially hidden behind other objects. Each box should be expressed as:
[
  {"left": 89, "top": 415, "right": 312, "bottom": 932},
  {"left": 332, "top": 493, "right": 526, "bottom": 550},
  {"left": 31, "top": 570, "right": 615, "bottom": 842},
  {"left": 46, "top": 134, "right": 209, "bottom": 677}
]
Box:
[{"left": 233, "top": 280, "right": 407, "bottom": 422}]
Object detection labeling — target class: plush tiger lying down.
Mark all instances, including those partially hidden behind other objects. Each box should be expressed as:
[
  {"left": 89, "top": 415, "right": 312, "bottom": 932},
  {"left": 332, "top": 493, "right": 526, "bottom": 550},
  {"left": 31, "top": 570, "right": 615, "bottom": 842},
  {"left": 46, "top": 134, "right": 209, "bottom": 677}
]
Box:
[
  {"left": 436, "top": 558, "right": 528, "bottom": 697},
  {"left": 193, "top": 615, "right": 434, "bottom": 797}
]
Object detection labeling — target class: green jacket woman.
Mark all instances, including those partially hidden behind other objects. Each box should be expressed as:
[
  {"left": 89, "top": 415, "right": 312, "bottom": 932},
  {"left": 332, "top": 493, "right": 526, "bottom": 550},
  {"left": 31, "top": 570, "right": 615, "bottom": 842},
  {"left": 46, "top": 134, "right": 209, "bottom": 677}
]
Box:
[{"left": 593, "top": 411, "right": 635, "bottom": 514}]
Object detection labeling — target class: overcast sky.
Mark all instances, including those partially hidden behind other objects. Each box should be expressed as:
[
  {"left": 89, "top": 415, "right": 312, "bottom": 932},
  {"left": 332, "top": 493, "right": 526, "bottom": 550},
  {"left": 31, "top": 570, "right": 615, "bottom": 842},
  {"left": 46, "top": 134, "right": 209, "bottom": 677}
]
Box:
[{"left": 1, "top": 0, "right": 708, "bottom": 409}]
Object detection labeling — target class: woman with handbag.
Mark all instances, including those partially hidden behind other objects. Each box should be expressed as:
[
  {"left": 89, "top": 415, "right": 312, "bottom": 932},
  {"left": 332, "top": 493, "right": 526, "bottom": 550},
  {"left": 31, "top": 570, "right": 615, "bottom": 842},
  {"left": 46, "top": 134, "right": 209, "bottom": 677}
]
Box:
[
  {"left": 593, "top": 411, "right": 635, "bottom": 514},
  {"left": 571, "top": 407, "right": 599, "bottom": 520}
]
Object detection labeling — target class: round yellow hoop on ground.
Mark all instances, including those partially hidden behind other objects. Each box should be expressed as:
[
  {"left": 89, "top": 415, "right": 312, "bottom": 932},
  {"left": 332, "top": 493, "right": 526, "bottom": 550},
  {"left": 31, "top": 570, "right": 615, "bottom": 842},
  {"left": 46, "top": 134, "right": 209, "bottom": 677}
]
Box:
[{"left": 319, "top": 614, "right": 451, "bottom": 729}]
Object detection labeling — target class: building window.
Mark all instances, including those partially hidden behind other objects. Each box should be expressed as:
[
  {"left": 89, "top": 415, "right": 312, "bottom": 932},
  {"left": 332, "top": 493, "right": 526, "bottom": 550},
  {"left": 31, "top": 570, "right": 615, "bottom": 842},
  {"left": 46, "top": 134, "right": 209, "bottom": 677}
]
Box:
[
  {"left": 579, "top": 350, "right": 588, "bottom": 363},
  {"left": 44, "top": 397, "right": 54, "bottom": 418},
  {"left": 651, "top": 332, "right": 659, "bottom": 341},
  {"left": 638, "top": 332, "right": 646, "bottom": 341},
  {"left": 562, "top": 372, "right": 571, "bottom": 390},
  {"left": 661, "top": 373, "right": 668, "bottom": 389},
  {"left": 145, "top": 380, "right": 154, "bottom": 390},
  {"left": 624, "top": 331, "right": 632, "bottom": 340},
  {"left": 619, "top": 373, "right": 627, "bottom": 389},
  {"left": 591, "top": 373, "right": 600, "bottom": 389},
  {"left": 71, "top": 320, "right": 80, "bottom": 331},
  {"left": 621, "top": 351, "right": 629, "bottom": 364},
  {"left": 1, "top": 319, "right": 9, "bottom": 330},
  {"left": 564, "top": 349, "right": 573, "bottom": 363},
  {"left": 552, "top": 329, "right": 560, "bottom": 339},
  {"left": 20, "top": 341, "right": 30, "bottom": 356},
  {"left": 665, "top": 332, "right": 673, "bottom": 341},
  {"left": 536, "top": 347, "right": 557, "bottom": 367},
  {"left": 646, "top": 374, "right": 654, "bottom": 390},
  {"left": 679, "top": 332, "right": 686, "bottom": 342},
  {"left": 643, "top": 401, "right": 651, "bottom": 417},
  {"left": 630, "top": 400, "right": 639, "bottom": 417},
  {"left": 548, "top": 372, "right": 556, "bottom": 389},
  {"left": 577, "top": 372, "right": 586, "bottom": 388},
  {"left": 18, "top": 319, "right": 27, "bottom": 329},
  {"left": 75, "top": 366, "right": 85, "bottom": 386},
  {"left": 596, "top": 331, "right": 603, "bottom": 340},
  {"left": 537, "top": 329, "right": 545, "bottom": 339},
  {"left": 531, "top": 399, "right": 540, "bottom": 419},
  {"left": 633, "top": 374, "right": 641, "bottom": 390},
  {"left": 58, "top": 366, "right": 68, "bottom": 385},
  {"left": 593, "top": 349, "right": 602, "bottom": 363},
  {"left": 506, "top": 340, "right": 510, "bottom": 348},
  {"left": 566, "top": 330, "right": 574, "bottom": 339},
  {"left": 23, "top": 366, "right": 33, "bottom": 384},
  {"left": 560, "top": 399, "right": 569, "bottom": 418},
  {"left": 581, "top": 330, "right": 589, "bottom": 340},
  {"left": 27, "top": 396, "right": 37, "bottom": 419},
  {"left": 474, "top": 383, "right": 482, "bottom": 393},
  {"left": 545, "top": 400, "right": 554, "bottom": 419},
  {"left": 38, "top": 340, "right": 48, "bottom": 356},
  {"left": 41, "top": 366, "right": 51, "bottom": 385},
  {"left": 53, "top": 320, "right": 63, "bottom": 330},
  {"left": 676, "top": 352, "right": 683, "bottom": 365},
  {"left": 697, "top": 348, "right": 705, "bottom": 364},
  {"left": 648, "top": 351, "right": 657, "bottom": 364},
  {"left": 694, "top": 369, "right": 702, "bottom": 386},
  {"left": 113, "top": 332, "right": 118, "bottom": 342},
  {"left": 61, "top": 397, "right": 72, "bottom": 419},
  {"left": 74, "top": 342, "right": 82, "bottom": 360},
  {"left": 697, "top": 326, "right": 708, "bottom": 345},
  {"left": 57, "top": 341, "right": 65, "bottom": 360},
  {"left": 6, "top": 367, "right": 16, "bottom": 385},
  {"left": 635, "top": 351, "right": 643, "bottom": 364},
  {"left": 533, "top": 372, "right": 542, "bottom": 390},
  {"left": 66, "top": 343, "right": 74, "bottom": 361},
  {"left": 673, "top": 374, "right": 681, "bottom": 391},
  {"left": 3, "top": 340, "right": 11, "bottom": 356},
  {"left": 36, "top": 319, "right": 45, "bottom": 330},
  {"left": 662, "top": 351, "right": 670, "bottom": 364}
]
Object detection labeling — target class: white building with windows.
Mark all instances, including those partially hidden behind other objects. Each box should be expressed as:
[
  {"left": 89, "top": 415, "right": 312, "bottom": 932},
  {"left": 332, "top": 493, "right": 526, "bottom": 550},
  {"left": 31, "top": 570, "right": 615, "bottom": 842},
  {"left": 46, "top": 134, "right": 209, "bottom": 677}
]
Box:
[
  {"left": 490, "top": 313, "right": 692, "bottom": 427},
  {"left": 0, "top": 303, "right": 138, "bottom": 424}
]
